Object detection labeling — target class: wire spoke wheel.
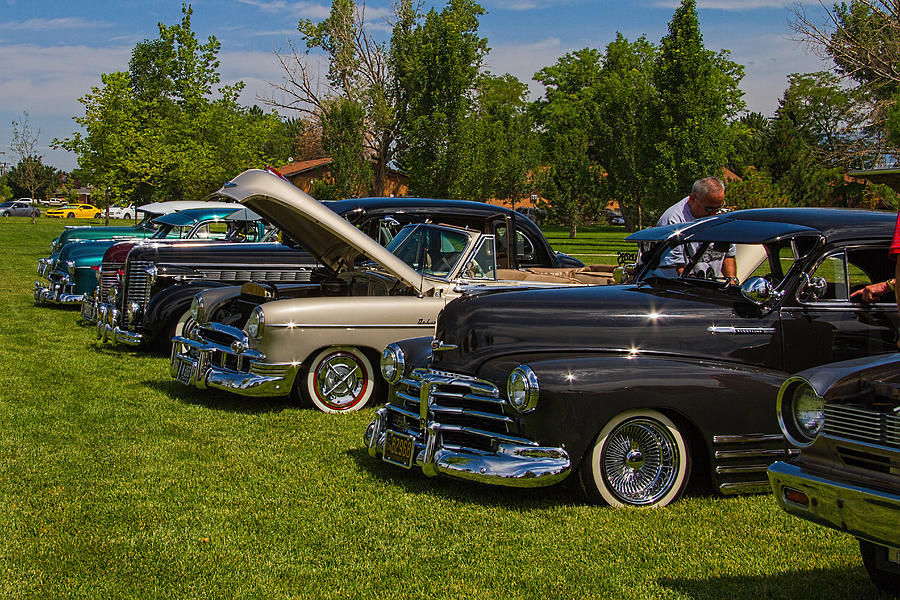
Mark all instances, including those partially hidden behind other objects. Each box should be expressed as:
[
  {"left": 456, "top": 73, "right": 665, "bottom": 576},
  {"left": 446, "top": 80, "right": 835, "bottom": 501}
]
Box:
[
  {"left": 601, "top": 418, "right": 679, "bottom": 506},
  {"left": 581, "top": 409, "right": 690, "bottom": 508}
]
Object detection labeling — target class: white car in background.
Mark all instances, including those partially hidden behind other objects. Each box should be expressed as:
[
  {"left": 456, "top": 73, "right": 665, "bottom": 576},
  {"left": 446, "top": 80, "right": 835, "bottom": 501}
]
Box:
[{"left": 106, "top": 205, "right": 142, "bottom": 220}]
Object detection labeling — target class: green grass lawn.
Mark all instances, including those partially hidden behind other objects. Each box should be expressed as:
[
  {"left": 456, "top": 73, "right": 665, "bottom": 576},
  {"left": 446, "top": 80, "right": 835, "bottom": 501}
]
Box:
[
  {"left": 540, "top": 224, "right": 637, "bottom": 265},
  {"left": 0, "top": 217, "right": 885, "bottom": 599}
]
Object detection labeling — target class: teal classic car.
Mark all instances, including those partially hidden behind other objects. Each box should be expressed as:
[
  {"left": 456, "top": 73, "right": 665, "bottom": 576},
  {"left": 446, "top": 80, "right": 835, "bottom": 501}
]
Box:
[
  {"left": 46, "top": 200, "right": 238, "bottom": 256},
  {"left": 35, "top": 206, "right": 264, "bottom": 305}
]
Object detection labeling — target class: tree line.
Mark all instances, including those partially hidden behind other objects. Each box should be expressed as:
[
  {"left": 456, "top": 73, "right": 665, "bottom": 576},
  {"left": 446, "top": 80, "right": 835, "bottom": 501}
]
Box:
[{"left": 4, "top": 0, "right": 899, "bottom": 235}]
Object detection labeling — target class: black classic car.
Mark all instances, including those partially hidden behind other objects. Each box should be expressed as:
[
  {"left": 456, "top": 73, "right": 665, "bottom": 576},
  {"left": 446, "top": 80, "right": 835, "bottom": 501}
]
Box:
[
  {"left": 92, "top": 193, "right": 582, "bottom": 351},
  {"left": 768, "top": 354, "right": 900, "bottom": 593},
  {"left": 366, "top": 208, "right": 900, "bottom": 507}
]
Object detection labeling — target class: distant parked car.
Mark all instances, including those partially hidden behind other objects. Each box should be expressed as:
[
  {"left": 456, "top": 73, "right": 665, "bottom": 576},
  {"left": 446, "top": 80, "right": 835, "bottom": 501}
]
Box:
[
  {"left": 516, "top": 206, "right": 545, "bottom": 226},
  {"left": 106, "top": 205, "right": 141, "bottom": 220},
  {"left": 0, "top": 200, "right": 39, "bottom": 217},
  {"left": 768, "top": 354, "right": 900, "bottom": 593},
  {"left": 45, "top": 204, "right": 102, "bottom": 219}
]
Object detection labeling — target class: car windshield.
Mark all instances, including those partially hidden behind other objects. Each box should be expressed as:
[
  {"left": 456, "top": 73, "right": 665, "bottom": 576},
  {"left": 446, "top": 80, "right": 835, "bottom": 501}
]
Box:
[
  {"left": 385, "top": 224, "right": 470, "bottom": 278},
  {"left": 0, "top": 202, "right": 13, "bottom": 208}
]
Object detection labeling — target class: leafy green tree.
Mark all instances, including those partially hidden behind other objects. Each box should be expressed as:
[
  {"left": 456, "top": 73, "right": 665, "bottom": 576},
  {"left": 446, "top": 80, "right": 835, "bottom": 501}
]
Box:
[
  {"left": 55, "top": 4, "right": 290, "bottom": 204},
  {"left": 532, "top": 48, "right": 604, "bottom": 236},
  {"left": 727, "top": 111, "right": 770, "bottom": 179},
  {"left": 456, "top": 73, "right": 537, "bottom": 205},
  {"left": 269, "top": 0, "right": 397, "bottom": 195},
  {"left": 726, "top": 166, "right": 789, "bottom": 209},
  {"left": 651, "top": 0, "right": 745, "bottom": 216},
  {"left": 7, "top": 157, "right": 58, "bottom": 204},
  {"left": 9, "top": 111, "right": 49, "bottom": 223},
  {"left": 391, "top": 0, "right": 488, "bottom": 197},
  {"left": 792, "top": 1, "right": 899, "bottom": 158},
  {"left": 592, "top": 34, "right": 658, "bottom": 230},
  {"left": 317, "top": 97, "right": 371, "bottom": 200}
]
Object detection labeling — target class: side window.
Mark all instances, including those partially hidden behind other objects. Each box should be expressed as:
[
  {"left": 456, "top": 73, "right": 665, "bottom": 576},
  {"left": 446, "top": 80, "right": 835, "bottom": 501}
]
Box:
[
  {"left": 494, "top": 224, "right": 510, "bottom": 269},
  {"left": 515, "top": 230, "right": 537, "bottom": 265},
  {"left": 461, "top": 236, "right": 496, "bottom": 280},
  {"left": 805, "top": 246, "right": 891, "bottom": 303}
]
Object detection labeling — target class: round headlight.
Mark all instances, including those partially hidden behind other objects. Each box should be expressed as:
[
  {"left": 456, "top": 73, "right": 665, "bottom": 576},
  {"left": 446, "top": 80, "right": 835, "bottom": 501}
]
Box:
[
  {"left": 506, "top": 364, "right": 539, "bottom": 413},
  {"left": 66, "top": 260, "right": 76, "bottom": 276},
  {"left": 793, "top": 385, "right": 825, "bottom": 439},
  {"left": 190, "top": 294, "right": 204, "bottom": 323},
  {"left": 778, "top": 378, "right": 825, "bottom": 447},
  {"left": 245, "top": 306, "right": 264, "bottom": 339},
  {"left": 380, "top": 343, "right": 406, "bottom": 384}
]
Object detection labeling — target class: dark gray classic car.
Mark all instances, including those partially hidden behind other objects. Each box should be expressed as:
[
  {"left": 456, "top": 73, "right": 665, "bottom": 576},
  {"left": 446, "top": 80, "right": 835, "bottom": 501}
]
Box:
[
  {"left": 768, "top": 353, "right": 900, "bottom": 593},
  {"left": 366, "top": 208, "right": 900, "bottom": 507}
]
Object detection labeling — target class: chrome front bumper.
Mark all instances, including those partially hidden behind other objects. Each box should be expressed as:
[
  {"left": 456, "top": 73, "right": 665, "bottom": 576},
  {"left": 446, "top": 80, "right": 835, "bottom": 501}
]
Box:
[
  {"left": 94, "top": 303, "right": 145, "bottom": 346},
  {"left": 33, "top": 279, "right": 85, "bottom": 305},
  {"left": 768, "top": 460, "right": 900, "bottom": 550},
  {"left": 365, "top": 408, "right": 572, "bottom": 488},
  {"left": 169, "top": 332, "right": 299, "bottom": 397}
]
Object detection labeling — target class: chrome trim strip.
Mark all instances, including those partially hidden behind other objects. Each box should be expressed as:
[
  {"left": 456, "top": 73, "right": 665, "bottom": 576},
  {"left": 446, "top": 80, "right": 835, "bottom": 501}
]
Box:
[
  {"left": 707, "top": 326, "right": 776, "bottom": 335},
  {"left": 715, "top": 465, "right": 770, "bottom": 474},
  {"left": 713, "top": 433, "right": 786, "bottom": 444},
  {"left": 715, "top": 448, "right": 794, "bottom": 460},
  {"left": 266, "top": 322, "right": 436, "bottom": 329},
  {"left": 719, "top": 481, "right": 772, "bottom": 495}
]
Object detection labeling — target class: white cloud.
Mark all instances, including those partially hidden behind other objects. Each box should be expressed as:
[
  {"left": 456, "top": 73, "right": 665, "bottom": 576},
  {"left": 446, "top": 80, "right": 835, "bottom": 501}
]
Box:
[
  {"left": 235, "top": 0, "right": 332, "bottom": 19},
  {"left": 483, "top": 38, "right": 569, "bottom": 98},
  {"left": 0, "top": 17, "right": 114, "bottom": 31}
]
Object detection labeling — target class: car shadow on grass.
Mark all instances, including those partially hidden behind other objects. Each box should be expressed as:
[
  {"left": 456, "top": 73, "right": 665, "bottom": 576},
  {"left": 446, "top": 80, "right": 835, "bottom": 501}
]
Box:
[
  {"left": 657, "top": 566, "right": 884, "bottom": 600},
  {"left": 144, "top": 378, "right": 298, "bottom": 415},
  {"left": 346, "top": 446, "right": 590, "bottom": 511}
]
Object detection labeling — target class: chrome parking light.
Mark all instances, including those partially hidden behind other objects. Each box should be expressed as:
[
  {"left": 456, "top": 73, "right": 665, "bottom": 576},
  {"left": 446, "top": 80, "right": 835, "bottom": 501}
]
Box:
[
  {"left": 507, "top": 364, "right": 539, "bottom": 413},
  {"left": 380, "top": 343, "right": 406, "bottom": 384}
]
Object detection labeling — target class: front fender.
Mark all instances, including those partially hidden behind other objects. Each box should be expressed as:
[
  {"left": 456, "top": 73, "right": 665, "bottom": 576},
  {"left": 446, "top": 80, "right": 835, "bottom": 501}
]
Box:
[{"left": 478, "top": 352, "right": 786, "bottom": 474}]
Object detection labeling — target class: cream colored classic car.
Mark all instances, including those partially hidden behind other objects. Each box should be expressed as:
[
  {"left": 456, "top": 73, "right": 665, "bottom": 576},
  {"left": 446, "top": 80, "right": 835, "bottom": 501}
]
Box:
[{"left": 170, "top": 169, "right": 613, "bottom": 412}]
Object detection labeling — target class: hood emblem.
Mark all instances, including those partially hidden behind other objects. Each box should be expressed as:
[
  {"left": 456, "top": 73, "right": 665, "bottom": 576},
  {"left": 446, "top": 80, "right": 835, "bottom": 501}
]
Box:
[{"left": 431, "top": 339, "right": 458, "bottom": 352}]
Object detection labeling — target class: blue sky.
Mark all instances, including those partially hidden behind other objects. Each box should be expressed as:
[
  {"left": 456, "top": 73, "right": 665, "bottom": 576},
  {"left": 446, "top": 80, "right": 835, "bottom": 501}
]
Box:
[{"left": 0, "top": 0, "right": 829, "bottom": 172}]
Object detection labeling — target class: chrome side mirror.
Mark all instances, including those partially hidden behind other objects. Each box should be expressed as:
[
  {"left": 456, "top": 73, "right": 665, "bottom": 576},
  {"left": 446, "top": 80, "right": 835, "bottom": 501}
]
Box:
[
  {"left": 741, "top": 276, "right": 783, "bottom": 308},
  {"left": 796, "top": 272, "right": 827, "bottom": 301},
  {"left": 613, "top": 264, "right": 635, "bottom": 284}
]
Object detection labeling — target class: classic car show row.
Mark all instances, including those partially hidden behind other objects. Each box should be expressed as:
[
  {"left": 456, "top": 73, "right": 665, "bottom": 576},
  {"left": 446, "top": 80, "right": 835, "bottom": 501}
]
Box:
[{"left": 32, "top": 168, "right": 900, "bottom": 593}]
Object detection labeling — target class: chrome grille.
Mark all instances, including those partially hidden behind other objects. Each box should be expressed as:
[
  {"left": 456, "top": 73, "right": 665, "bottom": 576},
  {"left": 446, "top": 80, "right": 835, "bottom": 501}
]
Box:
[
  {"left": 198, "top": 269, "right": 312, "bottom": 282},
  {"left": 824, "top": 404, "right": 900, "bottom": 450},
  {"left": 100, "top": 262, "right": 123, "bottom": 297},
  {"left": 124, "top": 260, "right": 154, "bottom": 311},
  {"left": 387, "top": 369, "right": 515, "bottom": 452}
]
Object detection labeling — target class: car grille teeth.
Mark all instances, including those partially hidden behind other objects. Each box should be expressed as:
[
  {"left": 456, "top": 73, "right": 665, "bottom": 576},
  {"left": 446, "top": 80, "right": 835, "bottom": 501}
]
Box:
[
  {"left": 387, "top": 369, "right": 522, "bottom": 452},
  {"left": 824, "top": 404, "right": 900, "bottom": 450},
  {"left": 100, "top": 262, "right": 123, "bottom": 296},
  {"left": 124, "top": 260, "right": 154, "bottom": 316}
]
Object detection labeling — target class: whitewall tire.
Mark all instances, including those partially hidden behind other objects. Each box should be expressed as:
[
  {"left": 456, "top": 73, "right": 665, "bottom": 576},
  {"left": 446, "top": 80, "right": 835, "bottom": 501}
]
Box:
[{"left": 580, "top": 409, "right": 690, "bottom": 508}]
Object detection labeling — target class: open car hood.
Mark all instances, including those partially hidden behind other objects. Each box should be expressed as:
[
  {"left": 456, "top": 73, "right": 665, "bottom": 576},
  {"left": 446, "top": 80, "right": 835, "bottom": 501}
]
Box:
[
  {"left": 849, "top": 168, "right": 900, "bottom": 192},
  {"left": 215, "top": 169, "right": 432, "bottom": 293}
]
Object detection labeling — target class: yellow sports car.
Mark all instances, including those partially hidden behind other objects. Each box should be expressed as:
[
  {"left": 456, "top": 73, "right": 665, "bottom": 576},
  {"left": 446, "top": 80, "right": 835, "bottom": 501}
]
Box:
[{"left": 45, "top": 204, "right": 103, "bottom": 219}]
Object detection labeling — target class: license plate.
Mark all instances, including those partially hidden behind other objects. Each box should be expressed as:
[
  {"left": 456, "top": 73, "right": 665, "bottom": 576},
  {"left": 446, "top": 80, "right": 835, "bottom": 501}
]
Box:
[
  {"left": 81, "top": 301, "right": 94, "bottom": 321},
  {"left": 174, "top": 356, "right": 194, "bottom": 385},
  {"left": 383, "top": 430, "right": 415, "bottom": 469}
]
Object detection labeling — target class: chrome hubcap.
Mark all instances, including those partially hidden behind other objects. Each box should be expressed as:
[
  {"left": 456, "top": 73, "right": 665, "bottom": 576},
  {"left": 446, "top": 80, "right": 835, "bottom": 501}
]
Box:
[
  {"left": 602, "top": 418, "right": 679, "bottom": 506},
  {"left": 313, "top": 352, "right": 367, "bottom": 410}
]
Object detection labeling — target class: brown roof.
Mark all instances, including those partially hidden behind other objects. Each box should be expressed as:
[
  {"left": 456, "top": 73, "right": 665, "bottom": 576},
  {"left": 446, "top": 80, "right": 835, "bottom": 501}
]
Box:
[{"left": 278, "top": 158, "right": 333, "bottom": 176}]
